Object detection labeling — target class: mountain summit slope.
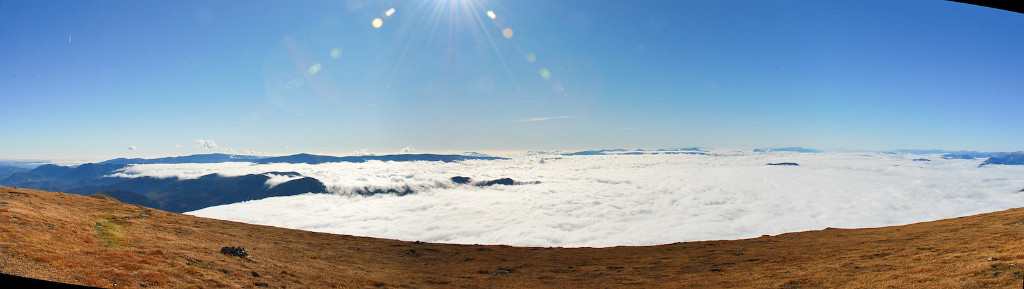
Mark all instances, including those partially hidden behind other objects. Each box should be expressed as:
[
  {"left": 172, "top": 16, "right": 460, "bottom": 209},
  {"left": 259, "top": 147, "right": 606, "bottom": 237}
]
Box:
[{"left": 1, "top": 186, "right": 1023, "bottom": 288}]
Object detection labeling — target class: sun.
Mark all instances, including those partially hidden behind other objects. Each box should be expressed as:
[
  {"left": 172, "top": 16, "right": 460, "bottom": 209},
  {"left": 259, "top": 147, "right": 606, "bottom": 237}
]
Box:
[
  {"left": 424, "top": 0, "right": 492, "bottom": 24},
  {"left": 362, "top": 0, "right": 522, "bottom": 87}
]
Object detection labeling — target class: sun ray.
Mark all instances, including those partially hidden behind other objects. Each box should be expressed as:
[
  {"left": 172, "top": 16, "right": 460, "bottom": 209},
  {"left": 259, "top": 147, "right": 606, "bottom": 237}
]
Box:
[
  {"left": 357, "top": 0, "right": 535, "bottom": 105},
  {"left": 464, "top": 0, "right": 524, "bottom": 97}
]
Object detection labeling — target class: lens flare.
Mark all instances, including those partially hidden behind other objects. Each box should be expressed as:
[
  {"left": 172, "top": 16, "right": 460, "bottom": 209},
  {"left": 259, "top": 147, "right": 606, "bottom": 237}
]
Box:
[
  {"left": 372, "top": 18, "right": 383, "bottom": 28},
  {"left": 308, "top": 63, "right": 322, "bottom": 75},
  {"left": 487, "top": 10, "right": 496, "bottom": 19},
  {"left": 539, "top": 68, "right": 551, "bottom": 80},
  {"left": 525, "top": 53, "right": 536, "bottom": 63},
  {"left": 502, "top": 28, "right": 514, "bottom": 39},
  {"left": 330, "top": 48, "right": 342, "bottom": 59},
  {"left": 385, "top": 8, "right": 396, "bottom": 17}
]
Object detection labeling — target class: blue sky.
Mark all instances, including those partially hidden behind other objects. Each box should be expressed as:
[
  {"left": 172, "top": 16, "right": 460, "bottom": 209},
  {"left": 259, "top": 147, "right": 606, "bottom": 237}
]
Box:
[{"left": 1, "top": 0, "right": 1022, "bottom": 159}]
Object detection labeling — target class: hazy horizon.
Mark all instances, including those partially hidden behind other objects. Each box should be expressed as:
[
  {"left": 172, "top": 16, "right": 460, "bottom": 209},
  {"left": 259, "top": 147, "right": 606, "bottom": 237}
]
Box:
[{"left": 1, "top": 145, "right": 1022, "bottom": 165}]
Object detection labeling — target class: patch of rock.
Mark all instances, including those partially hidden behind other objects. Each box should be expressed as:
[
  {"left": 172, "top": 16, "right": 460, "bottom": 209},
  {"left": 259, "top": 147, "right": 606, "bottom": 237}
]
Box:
[{"left": 220, "top": 246, "right": 249, "bottom": 258}]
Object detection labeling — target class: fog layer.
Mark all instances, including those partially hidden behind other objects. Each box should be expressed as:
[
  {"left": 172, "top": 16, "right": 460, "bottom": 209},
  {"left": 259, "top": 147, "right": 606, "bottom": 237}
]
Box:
[{"left": 108, "top": 152, "right": 1024, "bottom": 247}]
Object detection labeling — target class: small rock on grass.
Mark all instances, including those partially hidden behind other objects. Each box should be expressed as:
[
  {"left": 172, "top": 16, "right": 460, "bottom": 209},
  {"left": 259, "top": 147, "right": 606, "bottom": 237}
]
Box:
[{"left": 221, "top": 246, "right": 249, "bottom": 258}]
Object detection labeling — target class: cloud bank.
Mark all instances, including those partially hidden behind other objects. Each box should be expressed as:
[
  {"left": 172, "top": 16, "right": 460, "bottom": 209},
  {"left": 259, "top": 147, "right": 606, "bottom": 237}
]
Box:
[
  {"left": 195, "top": 139, "right": 218, "bottom": 150},
  {"left": 112, "top": 152, "right": 1024, "bottom": 247}
]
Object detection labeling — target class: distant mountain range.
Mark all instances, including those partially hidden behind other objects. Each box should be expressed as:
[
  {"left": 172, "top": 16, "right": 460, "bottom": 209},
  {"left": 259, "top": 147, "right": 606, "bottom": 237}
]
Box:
[
  {"left": 753, "top": 147, "right": 823, "bottom": 153},
  {"left": 256, "top": 153, "right": 503, "bottom": 164},
  {"left": 561, "top": 148, "right": 706, "bottom": 156},
  {"left": 0, "top": 165, "right": 31, "bottom": 181},
  {"left": 562, "top": 149, "right": 629, "bottom": 156},
  {"left": 979, "top": 152, "right": 1024, "bottom": 166},
  {"left": 96, "top": 153, "right": 505, "bottom": 165},
  {"left": 2, "top": 153, "right": 504, "bottom": 186},
  {"left": 98, "top": 153, "right": 266, "bottom": 165},
  {"left": 0, "top": 153, "right": 506, "bottom": 212},
  {"left": 886, "top": 149, "right": 1010, "bottom": 160}
]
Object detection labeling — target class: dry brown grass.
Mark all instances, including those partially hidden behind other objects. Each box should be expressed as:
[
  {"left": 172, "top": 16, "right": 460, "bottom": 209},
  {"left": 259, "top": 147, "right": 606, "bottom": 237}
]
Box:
[{"left": 2, "top": 185, "right": 1023, "bottom": 288}]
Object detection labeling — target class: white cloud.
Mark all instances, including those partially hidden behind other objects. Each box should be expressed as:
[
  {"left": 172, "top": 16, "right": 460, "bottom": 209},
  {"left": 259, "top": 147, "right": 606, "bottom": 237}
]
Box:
[
  {"left": 175, "top": 144, "right": 184, "bottom": 148},
  {"left": 264, "top": 172, "right": 305, "bottom": 188},
  {"left": 127, "top": 145, "right": 137, "bottom": 151},
  {"left": 355, "top": 148, "right": 371, "bottom": 156},
  {"left": 195, "top": 139, "right": 218, "bottom": 150},
  {"left": 401, "top": 146, "right": 415, "bottom": 153},
  {"left": 111, "top": 152, "right": 1024, "bottom": 247},
  {"left": 513, "top": 115, "right": 576, "bottom": 122}
]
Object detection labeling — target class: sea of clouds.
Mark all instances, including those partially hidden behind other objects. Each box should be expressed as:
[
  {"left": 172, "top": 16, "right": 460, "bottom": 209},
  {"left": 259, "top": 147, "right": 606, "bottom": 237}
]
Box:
[{"left": 110, "top": 151, "right": 1024, "bottom": 247}]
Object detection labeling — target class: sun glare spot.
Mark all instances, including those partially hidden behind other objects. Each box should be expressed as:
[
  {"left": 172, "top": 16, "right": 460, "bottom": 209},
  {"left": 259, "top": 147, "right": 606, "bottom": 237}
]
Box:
[
  {"left": 539, "top": 68, "right": 551, "bottom": 80},
  {"left": 385, "top": 8, "right": 396, "bottom": 17},
  {"left": 525, "top": 53, "right": 536, "bottom": 63},
  {"left": 287, "top": 78, "right": 304, "bottom": 89},
  {"left": 308, "top": 63, "right": 322, "bottom": 75},
  {"left": 330, "top": 48, "right": 342, "bottom": 59},
  {"left": 487, "top": 10, "right": 496, "bottom": 19},
  {"left": 502, "top": 28, "right": 514, "bottom": 39},
  {"left": 551, "top": 81, "right": 567, "bottom": 96},
  {"left": 372, "top": 18, "right": 383, "bottom": 28}
]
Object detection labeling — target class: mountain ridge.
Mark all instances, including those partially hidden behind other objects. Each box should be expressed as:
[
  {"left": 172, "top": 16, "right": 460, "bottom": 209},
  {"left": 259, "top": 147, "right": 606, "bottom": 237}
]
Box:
[{"left": 0, "top": 153, "right": 507, "bottom": 213}]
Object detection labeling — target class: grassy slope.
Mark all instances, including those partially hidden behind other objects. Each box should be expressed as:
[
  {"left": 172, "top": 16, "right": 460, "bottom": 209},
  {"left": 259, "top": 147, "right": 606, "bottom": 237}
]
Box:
[{"left": 1, "top": 185, "right": 1022, "bottom": 288}]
